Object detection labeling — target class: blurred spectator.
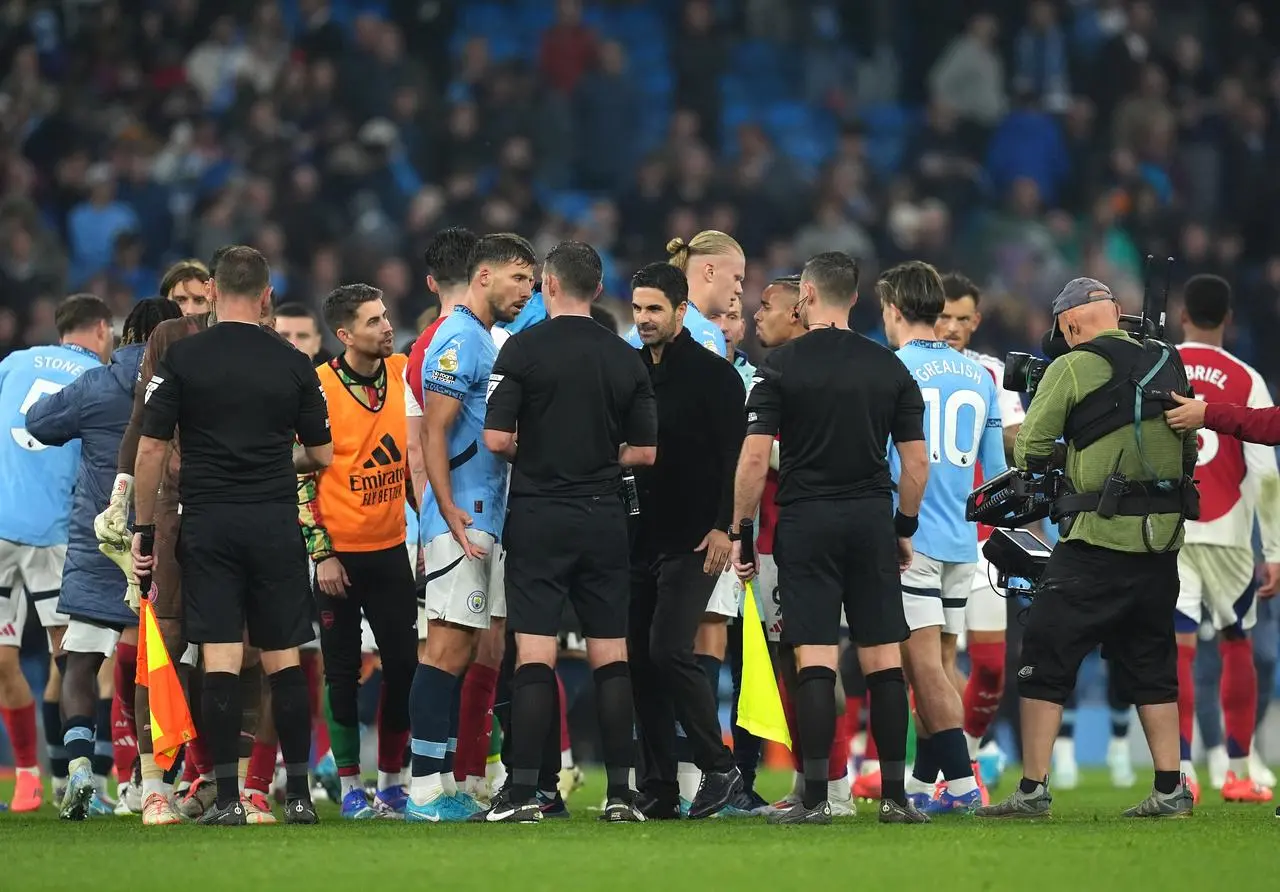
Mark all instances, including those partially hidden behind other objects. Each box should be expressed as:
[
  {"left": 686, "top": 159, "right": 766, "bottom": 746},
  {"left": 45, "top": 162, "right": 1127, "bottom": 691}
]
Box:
[
  {"left": 539, "top": 0, "right": 598, "bottom": 95},
  {"left": 296, "top": 0, "right": 347, "bottom": 60},
  {"left": 109, "top": 232, "right": 157, "bottom": 299},
  {"left": 186, "top": 16, "right": 249, "bottom": 112},
  {"left": 930, "top": 14, "right": 1007, "bottom": 133},
  {"left": 1092, "top": 0, "right": 1158, "bottom": 122},
  {"left": 67, "top": 164, "right": 140, "bottom": 287},
  {"left": 574, "top": 41, "right": 640, "bottom": 192},
  {"left": 986, "top": 91, "right": 1070, "bottom": 208},
  {"left": 792, "top": 198, "right": 875, "bottom": 269},
  {"left": 1013, "top": 0, "right": 1070, "bottom": 114},
  {"left": 673, "top": 0, "right": 728, "bottom": 150}
]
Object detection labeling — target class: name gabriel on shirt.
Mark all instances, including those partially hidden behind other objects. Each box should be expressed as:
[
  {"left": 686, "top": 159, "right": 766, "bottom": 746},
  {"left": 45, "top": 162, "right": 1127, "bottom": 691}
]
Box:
[{"left": 1186, "top": 364, "right": 1229, "bottom": 391}]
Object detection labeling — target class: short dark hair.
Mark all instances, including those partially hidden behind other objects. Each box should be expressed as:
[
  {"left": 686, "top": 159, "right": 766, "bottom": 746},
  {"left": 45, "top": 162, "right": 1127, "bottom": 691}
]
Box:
[
  {"left": 801, "top": 252, "right": 860, "bottom": 306},
  {"left": 322, "top": 283, "right": 384, "bottom": 333},
  {"left": 213, "top": 246, "right": 271, "bottom": 298},
  {"left": 630, "top": 261, "right": 688, "bottom": 307},
  {"left": 121, "top": 297, "right": 183, "bottom": 345},
  {"left": 877, "top": 260, "right": 946, "bottom": 325},
  {"left": 1182, "top": 274, "right": 1231, "bottom": 329},
  {"left": 424, "top": 227, "right": 478, "bottom": 288},
  {"left": 769, "top": 274, "right": 802, "bottom": 291},
  {"left": 159, "top": 260, "right": 210, "bottom": 299},
  {"left": 275, "top": 302, "right": 319, "bottom": 324},
  {"left": 543, "top": 241, "right": 602, "bottom": 300},
  {"left": 590, "top": 303, "right": 618, "bottom": 334},
  {"left": 466, "top": 233, "right": 537, "bottom": 282},
  {"left": 208, "top": 245, "right": 234, "bottom": 277},
  {"left": 55, "top": 293, "right": 112, "bottom": 336},
  {"left": 941, "top": 271, "right": 981, "bottom": 306}
]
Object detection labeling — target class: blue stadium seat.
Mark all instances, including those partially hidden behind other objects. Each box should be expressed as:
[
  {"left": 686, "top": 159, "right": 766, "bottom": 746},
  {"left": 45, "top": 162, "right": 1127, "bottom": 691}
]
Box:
[
  {"left": 731, "top": 39, "right": 782, "bottom": 78},
  {"left": 458, "top": 3, "right": 508, "bottom": 37},
  {"left": 515, "top": 0, "right": 555, "bottom": 33},
  {"left": 635, "top": 66, "right": 673, "bottom": 99},
  {"left": 546, "top": 191, "right": 594, "bottom": 224},
  {"left": 779, "top": 131, "right": 831, "bottom": 171},
  {"left": 859, "top": 102, "right": 911, "bottom": 137},
  {"left": 762, "top": 101, "right": 812, "bottom": 141}
]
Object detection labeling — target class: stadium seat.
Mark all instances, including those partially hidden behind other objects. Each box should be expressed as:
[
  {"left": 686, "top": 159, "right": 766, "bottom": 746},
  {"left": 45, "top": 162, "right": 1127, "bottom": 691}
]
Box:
[
  {"left": 546, "top": 191, "right": 594, "bottom": 224},
  {"left": 458, "top": 2, "right": 508, "bottom": 36}
]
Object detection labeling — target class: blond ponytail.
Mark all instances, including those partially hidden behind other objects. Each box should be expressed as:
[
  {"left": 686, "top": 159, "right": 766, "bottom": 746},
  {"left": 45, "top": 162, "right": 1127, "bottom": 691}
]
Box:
[{"left": 665, "top": 230, "right": 742, "bottom": 273}]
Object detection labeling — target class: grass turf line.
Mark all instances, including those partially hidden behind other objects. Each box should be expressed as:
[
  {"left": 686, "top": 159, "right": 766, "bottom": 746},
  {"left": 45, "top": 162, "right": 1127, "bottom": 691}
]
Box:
[{"left": 2, "top": 770, "right": 1276, "bottom": 892}]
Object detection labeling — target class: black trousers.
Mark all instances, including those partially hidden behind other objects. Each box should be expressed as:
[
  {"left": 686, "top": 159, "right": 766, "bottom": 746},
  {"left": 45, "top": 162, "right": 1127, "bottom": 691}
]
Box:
[
  {"left": 629, "top": 551, "right": 732, "bottom": 798},
  {"left": 315, "top": 546, "right": 418, "bottom": 730},
  {"left": 1018, "top": 540, "right": 1180, "bottom": 707}
]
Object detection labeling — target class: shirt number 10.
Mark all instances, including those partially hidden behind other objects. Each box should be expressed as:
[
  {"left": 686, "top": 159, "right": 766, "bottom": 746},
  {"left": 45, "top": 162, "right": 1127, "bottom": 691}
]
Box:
[{"left": 921, "top": 387, "right": 984, "bottom": 467}]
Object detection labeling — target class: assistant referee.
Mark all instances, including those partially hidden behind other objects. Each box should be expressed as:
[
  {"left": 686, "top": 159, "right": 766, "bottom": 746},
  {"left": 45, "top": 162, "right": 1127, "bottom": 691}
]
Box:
[
  {"left": 131, "top": 246, "right": 334, "bottom": 826},
  {"left": 482, "top": 241, "right": 658, "bottom": 824},
  {"left": 730, "top": 251, "right": 930, "bottom": 825}
]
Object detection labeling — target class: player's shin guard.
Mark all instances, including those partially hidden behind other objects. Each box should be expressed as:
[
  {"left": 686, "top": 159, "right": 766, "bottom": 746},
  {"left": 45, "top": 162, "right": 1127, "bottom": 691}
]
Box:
[
  {"left": 934, "top": 727, "right": 977, "bottom": 793},
  {"left": 442, "top": 671, "right": 462, "bottom": 796},
  {"left": 201, "top": 671, "right": 242, "bottom": 808},
  {"left": 795, "top": 666, "right": 836, "bottom": 808},
  {"left": 247, "top": 740, "right": 276, "bottom": 796},
  {"left": 377, "top": 661, "right": 413, "bottom": 781},
  {"left": 455, "top": 662, "right": 497, "bottom": 782},
  {"left": 409, "top": 663, "right": 458, "bottom": 804},
  {"left": 1, "top": 702, "right": 39, "bottom": 770},
  {"left": 509, "top": 663, "right": 556, "bottom": 803},
  {"left": 1220, "top": 637, "right": 1258, "bottom": 771},
  {"left": 268, "top": 666, "right": 312, "bottom": 801},
  {"left": 829, "top": 710, "right": 851, "bottom": 779},
  {"left": 43, "top": 700, "right": 68, "bottom": 781},
  {"left": 1177, "top": 644, "right": 1196, "bottom": 764},
  {"left": 866, "top": 668, "right": 909, "bottom": 805},
  {"left": 593, "top": 661, "right": 635, "bottom": 800},
  {"left": 323, "top": 688, "right": 361, "bottom": 785},
  {"left": 962, "top": 641, "right": 1004, "bottom": 758}
]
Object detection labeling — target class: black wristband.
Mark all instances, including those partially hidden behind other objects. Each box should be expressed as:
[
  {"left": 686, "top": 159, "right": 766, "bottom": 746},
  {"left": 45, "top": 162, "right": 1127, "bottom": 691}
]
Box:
[
  {"left": 132, "top": 524, "right": 155, "bottom": 536},
  {"left": 893, "top": 510, "right": 918, "bottom": 538}
]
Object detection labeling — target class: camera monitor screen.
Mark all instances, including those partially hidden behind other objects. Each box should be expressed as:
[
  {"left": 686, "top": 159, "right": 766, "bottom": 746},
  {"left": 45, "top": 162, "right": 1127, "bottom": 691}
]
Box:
[{"left": 1001, "top": 529, "right": 1053, "bottom": 559}]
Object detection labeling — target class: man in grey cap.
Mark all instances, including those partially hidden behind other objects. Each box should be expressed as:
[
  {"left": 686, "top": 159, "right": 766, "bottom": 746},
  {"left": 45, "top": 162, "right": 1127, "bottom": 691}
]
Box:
[{"left": 975, "top": 276, "right": 1199, "bottom": 820}]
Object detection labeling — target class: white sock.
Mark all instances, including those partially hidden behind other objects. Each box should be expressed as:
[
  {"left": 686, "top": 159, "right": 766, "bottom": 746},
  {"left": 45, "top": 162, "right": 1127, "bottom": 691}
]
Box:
[
  {"left": 409, "top": 772, "right": 443, "bottom": 806},
  {"left": 142, "top": 777, "right": 167, "bottom": 800},
  {"left": 828, "top": 775, "right": 851, "bottom": 801},
  {"left": 676, "top": 762, "right": 701, "bottom": 802},
  {"left": 905, "top": 775, "right": 934, "bottom": 795},
  {"left": 441, "top": 772, "right": 458, "bottom": 797},
  {"left": 964, "top": 732, "right": 983, "bottom": 761},
  {"left": 1229, "top": 757, "right": 1248, "bottom": 778},
  {"left": 560, "top": 748, "right": 575, "bottom": 771},
  {"left": 94, "top": 774, "right": 109, "bottom": 798},
  {"left": 627, "top": 766, "right": 636, "bottom": 791},
  {"left": 16, "top": 765, "right": 39, "bottom": 778},
  {"left": 947, "top": 775, "right": 979, "bottom": 796},
  {"left": 400, "top": 767, "right": 411, "bottom": 787},
  {"left": 377, "top": 771, "right": 400, "bottom": 792},
  {"left": 340, "top": 775, "right": 364, "bottom": 797},
  {"left": 1180, "top": 759, "right": 1197, "bottom": 780}
]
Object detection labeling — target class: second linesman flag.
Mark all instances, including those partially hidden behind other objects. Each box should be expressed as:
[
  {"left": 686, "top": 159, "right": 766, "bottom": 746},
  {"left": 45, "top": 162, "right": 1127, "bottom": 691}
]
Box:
[
  {"left": 736, "top": 580, "right": 791, "bottom": 749},
  {"left": 135, "top": 599, "right": 196, "bottom": 769}
]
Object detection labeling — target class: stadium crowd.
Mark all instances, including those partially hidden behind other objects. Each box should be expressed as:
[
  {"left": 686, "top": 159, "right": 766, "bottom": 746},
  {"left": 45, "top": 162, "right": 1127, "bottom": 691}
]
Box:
[{"left": 1, "top": 0, "right": 1280, "bottom": 828}]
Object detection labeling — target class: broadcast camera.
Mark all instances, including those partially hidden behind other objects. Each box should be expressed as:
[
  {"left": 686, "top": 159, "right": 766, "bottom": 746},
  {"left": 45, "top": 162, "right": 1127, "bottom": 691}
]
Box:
[
  {"left": 972, "top": 256, "right": 1180, "bottom": 592},
  {"left": 1002, "top": 257, "right": 1172, "bottom": 397}
]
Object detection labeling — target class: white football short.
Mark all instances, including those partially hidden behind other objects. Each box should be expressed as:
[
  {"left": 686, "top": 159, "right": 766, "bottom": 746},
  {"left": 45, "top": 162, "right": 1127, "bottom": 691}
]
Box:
[
  {"left": 62, "top": 617, "right": 121, "bottom": 657},
  {"left": 0, "top": 541, "right": 68, "bottom": 634},
  {"left": 1176, "top": 543, "right": 1257, "bottom": 632},
  {"left": 901, "top": 552, "right": 976, "bottom": 635},
  {"left": 707, "top": 565, "right": 741, "bottom": 619},
  {"left": 740, "top": 554, "right": 783, "bottom": 643},
  {"left": 361, "top": 617, "right": 377, "bottom": 654},
  {"left": 965, "top": 554, "right": 1008, "bottom": 633},
  {"left": 419, "top": 531, "right": 506, "bottom": 634}
]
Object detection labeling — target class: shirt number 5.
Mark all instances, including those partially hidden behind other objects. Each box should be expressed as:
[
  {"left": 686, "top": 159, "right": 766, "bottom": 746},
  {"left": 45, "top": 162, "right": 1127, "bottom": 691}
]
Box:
[{"left": 10, "top": 378, "right": 65, "bottom": 451}]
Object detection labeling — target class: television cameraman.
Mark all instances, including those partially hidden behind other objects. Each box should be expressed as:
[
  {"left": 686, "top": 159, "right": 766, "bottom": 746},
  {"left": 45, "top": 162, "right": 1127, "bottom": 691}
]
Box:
[{"left": 975, "top": 278, "right": 1198, "bottom": 820}]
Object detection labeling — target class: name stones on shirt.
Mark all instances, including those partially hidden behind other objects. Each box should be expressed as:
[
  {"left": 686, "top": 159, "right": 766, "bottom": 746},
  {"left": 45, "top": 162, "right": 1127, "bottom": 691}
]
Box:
[{"left": 33, "top": 356, "right": 88, "bottom": 376}]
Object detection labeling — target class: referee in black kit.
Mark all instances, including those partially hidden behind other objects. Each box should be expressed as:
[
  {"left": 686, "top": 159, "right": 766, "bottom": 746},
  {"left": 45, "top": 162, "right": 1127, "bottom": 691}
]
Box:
[
  {"left": 131, "top": 246, "right": 334, "bottom": 826},
  {"left": 482, "top": 241, "right": 657, "bottom": 824},
  {"left": 730, "top": 252, "right": 930, "bottom": 825},
  {"left": 628, "top": 262, "right": 745, "bottom": 820}
]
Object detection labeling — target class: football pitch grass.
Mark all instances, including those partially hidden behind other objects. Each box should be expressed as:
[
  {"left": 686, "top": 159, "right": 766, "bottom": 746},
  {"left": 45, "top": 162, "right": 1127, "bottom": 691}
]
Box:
[{"left": 2, "top": 770, "right": 1276, "bottom": 892}]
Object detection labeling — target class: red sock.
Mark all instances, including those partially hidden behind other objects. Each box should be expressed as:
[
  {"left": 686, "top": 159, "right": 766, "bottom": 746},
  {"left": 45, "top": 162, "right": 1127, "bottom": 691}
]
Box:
[
  {"left": 246, "top": 740, "right": 277, "bottom": 794},
  {"left": 1220, "top": 637, "right": 1258, "bottom": 759},
  {"left": 845, "top": 696, "right": 862, "bottom": 735},
  {"left": 375, "top": 678, "right": 411, "bottom": 775},
  {"left": 778, "top": 674, "right": 801, "bottom": 770},
  {"left": 454, "top": 664, "right": 499, "bottom": 780},
  {"left": 863, "top": 694, "right": 879, "bottom": 762},
  {"left": 0, "top": 702, "right": 39, "bottom": 769},
  {"left": 1177, "top": 643, "right": 1196, "bottom": 762},
  {"left": 962, "top": 641, "right": 1005, "bottom": 740},
  {"left": 557, "top": 673, "right": 571, "bottom": 754},
  {"left": 828, "top": 710, "right": 852, "bottom": 779},
  {"left": 187, "top": 736, "right": 212, "bottom": 777},
  {"left": 112, "top": 642, "right": 139, "bottom": 781},
  {"left": 301, "top": 651, "right": 329, "bottom": 758}
]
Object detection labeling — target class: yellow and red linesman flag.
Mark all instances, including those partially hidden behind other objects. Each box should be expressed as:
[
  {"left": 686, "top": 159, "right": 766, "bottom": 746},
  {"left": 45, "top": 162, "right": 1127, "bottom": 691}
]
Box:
[
  {"left": 736, "top": 580, "right": 791, "bottom": 750},
  {"left": 135, "top": 598, "right": 196, "bottom": 769}
]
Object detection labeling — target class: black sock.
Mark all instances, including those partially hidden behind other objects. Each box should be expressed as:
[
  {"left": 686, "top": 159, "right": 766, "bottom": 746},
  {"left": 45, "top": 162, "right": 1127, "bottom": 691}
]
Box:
[
  {"left": 1019, "top": 776, "right": 1044, "bottom": 795},
  {"left": 912, "top": 733, "right": 938, "bottom": 785},
  {"left": 495, "top": 629, "right": 516, "bottom": 771},
  {"left": 201, "top": 671, "right": 242, "bottom": 808},
  {"left": 933, "top": 727, "right": 972, "bottom": 782},
  {"left": 63, "top": 715, "right": 95, "bottom": 762},
  {"left": 795, "top": 666, "right": 836, "bottom": 808},
  {"left": 269, "top": 666, "right": 312, "bottom": 801},
  {"left": 594, "top": 661, "right": 636, "bottom": 800},
  {"left": 1154, "top": 770, "right": 1181, "bottom": 795},
  {"left": 42, "top": 701, "right": 68, "bottom": 779},
  {"left": 1059, "top": 689, "right": 1077, "bottom": 739},
  {"left": 510, "top": 663, "right": 556, "bottom": 804},
  {"left": 239, "top": 662, "right": 263, "bottom": 760},
  {"left": 696, "top": 654, "right": 721, "bottom": 705},
  {"left": 538, "top": 671, "right": 561, "bottom": 794},
  {"left": 93, "top": 697, "right": 113, "bottom": 777},
  {"left": 866, "top": 667, "right": 909, "bottom": 805},
  {"left": 443, "top": 667, "right": 463, "bottom": 781}
]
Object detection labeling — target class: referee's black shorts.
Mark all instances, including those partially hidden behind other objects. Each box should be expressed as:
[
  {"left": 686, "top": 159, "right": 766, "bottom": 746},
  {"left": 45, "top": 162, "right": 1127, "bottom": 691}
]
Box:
[
  {"left": 178, "top": 503, "right": 314, "bottom": 651},
  {"left": 774, "top": 495, "right": 908, "bottom": 648},
  {"left": 504, "top": 494, "right": 629, "bottom": 641},
  {"left": 1018, "top": 540, "right": 1179, "bottom": 707}
]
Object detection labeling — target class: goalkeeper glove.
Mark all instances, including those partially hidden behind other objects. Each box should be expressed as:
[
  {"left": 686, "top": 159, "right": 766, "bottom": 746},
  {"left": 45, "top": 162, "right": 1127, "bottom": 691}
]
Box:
[
  {"left": 94, "top": 473, "right": 134, "bottom": 550},
  {"left": 98, "top": 538, "right": 142, "bottom": 615}
]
